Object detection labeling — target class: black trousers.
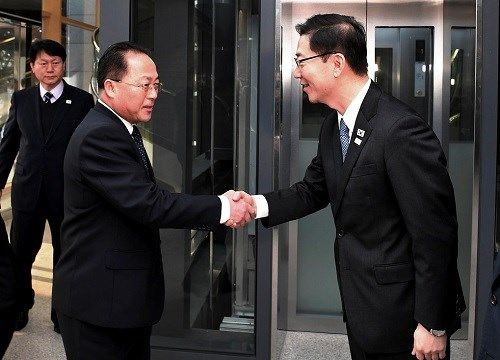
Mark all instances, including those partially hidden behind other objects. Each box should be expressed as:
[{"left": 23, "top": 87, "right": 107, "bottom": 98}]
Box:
[
  {"left": 58, "top": 312, "right": 152, "bottom": 360},
  {"left": 10, "top": 191, "right": 63, "bottom": 326},
  {"left": 347, "top": 327, "right": 451, "bottom": 360},
  {"left": 0, "top": 307, "right": 16, "bottom": 358}
]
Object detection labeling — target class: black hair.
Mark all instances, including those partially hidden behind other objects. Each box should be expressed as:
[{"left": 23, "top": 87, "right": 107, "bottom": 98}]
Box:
[
  {"left": 97, "top": 41, "right": 152, "bottom": 90},
  {"left": 295, "top": 14, "right": 368, "bottom": 76},
  {"left": 28, "top": 39, "right": 67, "bottom": 63}
]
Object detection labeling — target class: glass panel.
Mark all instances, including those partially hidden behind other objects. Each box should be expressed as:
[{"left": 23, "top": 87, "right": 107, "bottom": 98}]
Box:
[
  {"left": 61, "top": 24, "right": 94, "bottom": 94},
  {"left": 447, "top": 25, "right": 476, "bottom": 340},
  {"left": 375, "top": 26, "right": 433, "bottom": 124},
  {"left": 449, "top": 28, "right": 475, "bottom": 142},
  {"left": 0, "top": 17, "right": 35, "bottom": 212},
  {"left": 63, "top": 0, "right": 97, "bottom": 26},
  {"left": 0, "top": 19, "right": 21, "bottom": 128},
  {"left": 131, "top": 0, "right": 258, "bottom": 355}
]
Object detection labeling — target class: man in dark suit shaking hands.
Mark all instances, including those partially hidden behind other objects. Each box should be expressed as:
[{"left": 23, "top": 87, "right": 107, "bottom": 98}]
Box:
[
  {"left": 249, "top": 14, "right": 465, "bottom": 360},
  {"left": 0, "top": 39, "right": 94, "bottom": 332},
  {"left": 53, "top": 42, "right": 255, "bottom": 360}
]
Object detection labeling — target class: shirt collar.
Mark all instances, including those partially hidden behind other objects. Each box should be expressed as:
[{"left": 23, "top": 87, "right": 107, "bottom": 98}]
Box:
[
  {"left": 337, "top": 79, "right": 371, "bottom": 139},
  {"left": 39, "top": 81, "right": 64, "bottom": 103},
  {"left": 98, "top": 98, "right": 134, "bottom": 135}
]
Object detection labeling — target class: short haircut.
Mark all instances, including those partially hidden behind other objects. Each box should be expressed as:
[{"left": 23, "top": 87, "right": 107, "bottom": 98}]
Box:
[
  {"left": 28, "top": 39, "right": 67, "bottom": 63},
  {"left": 295, "top": 14, "right": 368, "bottom": 76},
  {"left": 97, "top": 41, "right": 152, "bottom": 90}
]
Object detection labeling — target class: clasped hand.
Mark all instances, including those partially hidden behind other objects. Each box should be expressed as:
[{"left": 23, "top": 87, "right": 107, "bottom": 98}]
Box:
[{"left": 223, "top": 190, "right": 256, "bottom": 229}]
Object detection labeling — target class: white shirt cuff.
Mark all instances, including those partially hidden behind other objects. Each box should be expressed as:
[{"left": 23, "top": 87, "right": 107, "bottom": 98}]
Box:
[
  {"left": 252, "top": 195, "right": 269, "bottom": 219},
  {"left": 218, "top": 195, "right": 230, "bottom": 224}
]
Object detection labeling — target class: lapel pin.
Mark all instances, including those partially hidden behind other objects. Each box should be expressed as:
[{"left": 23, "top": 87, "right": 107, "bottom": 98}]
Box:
[
  {"left": 357, "top": 129, "right": 365, "bottom": 137},
  {"left": 66, "top": 99, "right": 72, "bottom": 104},
  {"left": 354, "top": 138, "right": 362, "bottom": 145}
]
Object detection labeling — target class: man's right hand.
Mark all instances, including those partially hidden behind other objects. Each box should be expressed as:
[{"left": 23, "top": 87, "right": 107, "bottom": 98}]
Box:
[{"left": 223, "top": 190, "right": 256, "bottom": 228}]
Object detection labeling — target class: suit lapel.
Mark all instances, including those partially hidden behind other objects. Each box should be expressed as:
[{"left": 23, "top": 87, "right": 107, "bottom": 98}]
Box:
[
  {"left": 333, "top": 82, "right": 380, "bottom": 217},
  {"left": 94, "top": 102, "right": 156, "bottom": 182},
  {"left": 31, "top": 86, "right": 44, "bottom": 139},
  {"left": 45, "top": 81, "right": 71, "bottom": 143}
]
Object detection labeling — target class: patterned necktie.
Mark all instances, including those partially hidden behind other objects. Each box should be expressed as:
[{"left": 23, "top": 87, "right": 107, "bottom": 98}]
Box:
[
  {"left": 43, "top": 92, "right": 53, "bottom": 104},
  {"left": 339, "top": 118, "right": 350, "bottom": 162},
  {"left": 131, "top": 125, "right": 150, "bottom": 171}
]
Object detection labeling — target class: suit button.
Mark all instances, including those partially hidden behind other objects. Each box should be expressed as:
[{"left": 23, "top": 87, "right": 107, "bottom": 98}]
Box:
[
  {"left": 338, "top": 229, "right": 344, "bottom": 237},
  {"left": 492, "top": 294, "right": 497, "bottom": 306}
]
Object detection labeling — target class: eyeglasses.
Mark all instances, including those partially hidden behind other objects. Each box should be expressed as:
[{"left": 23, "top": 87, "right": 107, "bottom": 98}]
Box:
[
  {"left": 35, "top": 60, "right": 63, "bottom": 68},
  {"left": 108, "top": 79, "right": 163, "bottom": 93},
  {"left": 294, "top": 52, "right": 334, "bottom": 67}
]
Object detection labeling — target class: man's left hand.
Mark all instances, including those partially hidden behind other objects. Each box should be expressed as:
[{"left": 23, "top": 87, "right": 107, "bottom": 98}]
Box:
[{"left": 412, "top": 323, "right": 447, "bottom": 360}]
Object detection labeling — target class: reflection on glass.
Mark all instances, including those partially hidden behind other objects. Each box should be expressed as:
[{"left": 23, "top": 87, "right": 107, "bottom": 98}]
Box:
[
  {"left": 132, "top": 0, "right": 258, "bottom": 355},
  {"left": 61, "top": 24, "right": 94, "bottom": 95},
  {"left": 374, "top": 48, "right": 393, "bottom": 95},
  {"left": 0, "top": 18, "right": 39, "bottom": 211},
  {"left": 0, "top": 22, "right": 18, "bottom": 128},
  {"left": 449, "top": 28, "right": 475, "bottom": 142}
]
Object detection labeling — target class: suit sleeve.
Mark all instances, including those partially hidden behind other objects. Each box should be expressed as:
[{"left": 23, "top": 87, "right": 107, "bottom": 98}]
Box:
[
  {"left": 0, "top": 92, "right": 21, "bottom": 188},
  {"left": 262, "top": 138, "right": 329, "bottom": 228},
  {"left": 385, "top": 115, "right": 458, "bottom": 330},
  {"left": 78, "top": 126, "right": 222, "bottom": 230}
]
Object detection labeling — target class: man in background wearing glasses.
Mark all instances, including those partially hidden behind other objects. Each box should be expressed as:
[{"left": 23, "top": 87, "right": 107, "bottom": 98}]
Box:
[
  {"left": 0, "top": 39, "right": 94, "bottom": 333},
  {"left": 52, "top": 42, "right": 254, "bottom": 360}
]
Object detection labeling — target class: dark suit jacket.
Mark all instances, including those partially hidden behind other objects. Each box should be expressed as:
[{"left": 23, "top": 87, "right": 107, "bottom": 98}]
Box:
[
  {"left": 0, "top": 215, "right": 16, "bottom": 311},
  {"left": 53, "top": 102, "right": 222, "bottom": 328},
  {"left": 262, "top": 82, "right": 465, "bottom": 353},
  {"left": 479, "top": 253, "right": 500, "bottom": 359},
  {"left": 0, "top": 81, "right": 94, "bottom": 212}
]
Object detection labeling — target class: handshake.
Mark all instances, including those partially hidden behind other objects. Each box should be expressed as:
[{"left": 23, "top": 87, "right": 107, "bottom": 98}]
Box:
[{"left": 222, "top": 190, "right": 256, "bottom": 229}]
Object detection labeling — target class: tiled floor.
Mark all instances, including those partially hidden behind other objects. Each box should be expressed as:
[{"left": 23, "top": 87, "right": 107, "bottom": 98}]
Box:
[{"left": 1, "top": 215, "right": 472, "bottom": 360}]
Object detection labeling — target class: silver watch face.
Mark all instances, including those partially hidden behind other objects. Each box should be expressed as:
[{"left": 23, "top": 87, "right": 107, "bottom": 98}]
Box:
[{"left": 430, "top": 329, "right": 446, "bottom": 337}]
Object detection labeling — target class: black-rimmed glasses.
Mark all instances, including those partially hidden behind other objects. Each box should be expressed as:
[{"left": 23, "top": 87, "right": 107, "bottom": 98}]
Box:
[
  {"left": 108, "top": 79, "right": 163, "bottom": 93},
  {"left": 294, "top": 52, "right": 333, "bottom": 67}
]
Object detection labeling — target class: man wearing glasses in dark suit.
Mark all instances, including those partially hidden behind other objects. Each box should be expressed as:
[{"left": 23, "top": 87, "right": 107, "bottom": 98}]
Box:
[{"left": 0, "top": 39, "right": 94, "bottom": 333}]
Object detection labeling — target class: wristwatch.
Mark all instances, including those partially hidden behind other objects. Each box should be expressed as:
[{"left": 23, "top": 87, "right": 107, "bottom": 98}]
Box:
[
  {"left": 429, "top": 329, "right": 446, "bottom": 337},
  {"left": 421, "top": 324, "right": 446, "bottom": 337}
]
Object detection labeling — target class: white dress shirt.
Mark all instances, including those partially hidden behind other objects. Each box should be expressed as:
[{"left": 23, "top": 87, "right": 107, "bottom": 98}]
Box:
[
  {"left": 39, "top": 81, "right": 64, "bottom": 103},
  {"left": 97, "top": 99, "right": 230, "bottom": 224}
]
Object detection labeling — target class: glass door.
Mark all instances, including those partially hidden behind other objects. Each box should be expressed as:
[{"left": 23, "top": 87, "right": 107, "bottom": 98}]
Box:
[
  {"left": 129, "top": 0, "right": 268, "bottom": 358},
  {"left": 0, "top": 16, "right": 40, "bottom": 212}
]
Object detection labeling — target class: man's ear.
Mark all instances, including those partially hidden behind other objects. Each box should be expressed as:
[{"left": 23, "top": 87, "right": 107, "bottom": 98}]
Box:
[
  {"left": 331, "top": 53, "right": 346, "bottom": 78},
  {"left": 103, "top": 79, "right": 116, "bottom": 98}
]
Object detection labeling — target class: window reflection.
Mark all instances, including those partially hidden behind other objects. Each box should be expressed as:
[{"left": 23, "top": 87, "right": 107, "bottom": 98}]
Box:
[
  {"left": 132, "top": 0, "right": 258, "bottom": 355},
  {"left": 449, "top": 27, "right": 475, "bottom": 142}
]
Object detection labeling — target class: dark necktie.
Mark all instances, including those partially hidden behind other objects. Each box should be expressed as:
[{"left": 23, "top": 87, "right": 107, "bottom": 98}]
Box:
[
  {"left": 43, "top": 92, "right": 53, "bottom": 104},
  {"left": 339, "top": 118, "right": 350, "bottom": 162},
  {"left": 131, "top": 125, "right": 150, "bottom": 172}
]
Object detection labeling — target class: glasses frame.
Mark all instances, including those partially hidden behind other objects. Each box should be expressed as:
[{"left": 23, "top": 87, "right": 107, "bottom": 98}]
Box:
[
  {"left": 294, "top": 52, "right": 334, "bottom": 67},
  {"left": 34, "top": 60, "right": 64, "bottom": 68},
  {"left": 108, "top": 78, "right": 164, "bottom": 93}
]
